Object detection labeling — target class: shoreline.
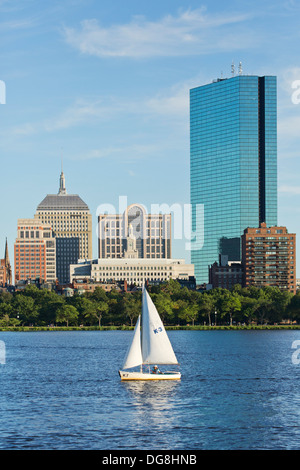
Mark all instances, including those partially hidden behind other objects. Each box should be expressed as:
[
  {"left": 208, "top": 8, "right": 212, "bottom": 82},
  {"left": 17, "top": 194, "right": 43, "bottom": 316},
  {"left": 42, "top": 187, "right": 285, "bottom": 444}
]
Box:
[{"left": 0, "top": 324, "right": 299, "bottom": 332}]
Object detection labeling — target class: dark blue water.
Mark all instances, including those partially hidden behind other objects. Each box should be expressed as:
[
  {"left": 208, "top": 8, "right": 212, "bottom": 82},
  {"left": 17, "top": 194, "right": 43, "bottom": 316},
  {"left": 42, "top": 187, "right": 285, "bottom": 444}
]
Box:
[{"left": 0, "top": 330, "right": 300, "bottom": 450}]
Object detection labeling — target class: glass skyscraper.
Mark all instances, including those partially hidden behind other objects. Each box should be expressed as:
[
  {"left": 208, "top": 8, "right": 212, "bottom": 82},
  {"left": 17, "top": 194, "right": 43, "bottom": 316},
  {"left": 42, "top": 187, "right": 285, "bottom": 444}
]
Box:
[{"left": 190, "top": 75, "right": 277, "bottom": 283}]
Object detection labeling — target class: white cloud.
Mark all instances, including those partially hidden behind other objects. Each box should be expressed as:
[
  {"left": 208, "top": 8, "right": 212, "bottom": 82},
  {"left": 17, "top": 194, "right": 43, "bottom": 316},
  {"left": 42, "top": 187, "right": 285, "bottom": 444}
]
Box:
[
  {"left": 145, "top": 74, "right": 209, "bottom": 117},
  {"left": 43, "top": 99, "right": 107, "bottom": 131},
  {"left": 279, "top": 185, "right": 300, "bottom": 195},
  {"left": 7, "top": 98, "right": 121, "bottom": 135},
  {"left": 146, "top": 85, "right": 189, "bottom": 117},
  {"left": 0, "top": 19, "right": 36, "bottom": 30},
  {"left": 10, "top": 122, "right": 36, "bottom": 136},
  {"left": 63, "top": 8, "right": 256, "bottom": 59},
  {"left": 72, "top": 144, "right": 160, "bottom": 162},
  {"left": 5, "top": 75, "right": 200, "bottom": 138}
]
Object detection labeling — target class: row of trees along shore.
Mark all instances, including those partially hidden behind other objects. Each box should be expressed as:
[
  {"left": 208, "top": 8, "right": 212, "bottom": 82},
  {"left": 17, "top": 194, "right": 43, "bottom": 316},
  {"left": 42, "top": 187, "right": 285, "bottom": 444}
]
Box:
[{"left": 0, "top": 279, "right": 300, "bottom": 329}]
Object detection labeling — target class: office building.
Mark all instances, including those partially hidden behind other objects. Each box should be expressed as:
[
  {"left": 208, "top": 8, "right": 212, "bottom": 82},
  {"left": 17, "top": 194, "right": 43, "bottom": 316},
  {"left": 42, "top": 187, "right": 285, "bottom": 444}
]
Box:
[
  {"left": 190, "top": 73, "right": 277, "bottom": 283},
  {"left": 70, "top": 257, "right": 194, "bottom": 287},
  {"left": 34, "top": 170, "right": 92, "bottom": 282},
  {"left": 98, "top": 203, "right": 171, "bottom": 259},
  {"left": 56, "top": 237, "right": 80, "bottom": 284},
  {"left": 242, "top": 223, "right": 296, "bottom": 294},
  {"left": 209, "top": 255, "right": 243, "bottom": 289},
  {"left": 14, "top": 219, "right": 56, "bottom": 283}
]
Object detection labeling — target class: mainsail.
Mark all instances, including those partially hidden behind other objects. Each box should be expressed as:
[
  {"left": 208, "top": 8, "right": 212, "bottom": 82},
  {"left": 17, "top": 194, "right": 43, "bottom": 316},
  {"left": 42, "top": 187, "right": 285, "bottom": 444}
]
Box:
[{"left": 141, "top": 288, "right": 179, "bottom": 365}]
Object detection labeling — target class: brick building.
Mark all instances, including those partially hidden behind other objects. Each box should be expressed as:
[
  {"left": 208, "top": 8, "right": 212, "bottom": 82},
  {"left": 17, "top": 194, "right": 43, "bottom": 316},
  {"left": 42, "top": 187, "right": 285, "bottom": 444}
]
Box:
[
  {"left": 14, "top": 219, "right": 56, "bottom": 283},
  {"left": 242, "top": 223, "right": 296, "bottom": 294},
  {"left": 209, "top": 254, "right": 243, "bottom": 289}
]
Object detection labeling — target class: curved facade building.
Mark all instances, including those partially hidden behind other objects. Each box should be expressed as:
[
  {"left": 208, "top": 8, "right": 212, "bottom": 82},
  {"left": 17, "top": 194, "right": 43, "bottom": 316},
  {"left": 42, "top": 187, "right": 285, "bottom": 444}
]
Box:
[{"left": 98, "top": 203, "right": 171, "bottom": 259}]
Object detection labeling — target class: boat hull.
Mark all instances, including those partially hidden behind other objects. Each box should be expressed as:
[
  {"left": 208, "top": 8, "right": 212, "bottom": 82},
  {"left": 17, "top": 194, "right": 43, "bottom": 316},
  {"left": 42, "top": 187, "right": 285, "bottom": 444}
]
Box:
[{"left": 119, "top": 370, "right": 181, "bottom": 381}]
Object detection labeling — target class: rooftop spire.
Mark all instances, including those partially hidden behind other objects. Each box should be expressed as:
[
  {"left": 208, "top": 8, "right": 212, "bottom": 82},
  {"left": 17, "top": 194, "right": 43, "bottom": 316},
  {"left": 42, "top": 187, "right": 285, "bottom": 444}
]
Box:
[
  {"left": 4, "top": 238, "right": 12, "bottom": 285},
  {"left": 4, "top": 238, "right": 9, "bottom": 265},
  {"left": 58, "top": 158, "right": 67, "bottom": 195}
]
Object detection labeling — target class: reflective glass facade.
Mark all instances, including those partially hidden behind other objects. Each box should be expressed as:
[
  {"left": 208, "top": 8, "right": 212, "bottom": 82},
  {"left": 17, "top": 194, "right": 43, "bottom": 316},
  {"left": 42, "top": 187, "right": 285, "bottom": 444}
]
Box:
[{"left": 190, "top": 75, "right": 277, "bottom": 283}]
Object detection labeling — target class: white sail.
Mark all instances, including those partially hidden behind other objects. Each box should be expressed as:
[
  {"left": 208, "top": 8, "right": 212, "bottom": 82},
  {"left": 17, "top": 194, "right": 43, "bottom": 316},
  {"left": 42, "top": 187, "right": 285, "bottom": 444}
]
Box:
[
  {"left": 141, "top": 289, "right": 179, "bottom": 365},
  {"left": 122, "top": 315, "right": 143, "bottom": 370}
]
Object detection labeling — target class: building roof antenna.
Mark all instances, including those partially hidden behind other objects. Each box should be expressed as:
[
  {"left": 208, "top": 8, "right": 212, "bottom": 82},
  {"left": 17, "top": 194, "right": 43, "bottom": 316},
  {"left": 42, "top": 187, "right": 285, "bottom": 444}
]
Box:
[
  {"left": 231, "top": 61, "right": 235, "bottom": 76},
  {"left": 238, "top": 61, "right": 243, "bottom": 75},
  {"left": 61, "top": 147, "right": 63, "bottom": 172}
]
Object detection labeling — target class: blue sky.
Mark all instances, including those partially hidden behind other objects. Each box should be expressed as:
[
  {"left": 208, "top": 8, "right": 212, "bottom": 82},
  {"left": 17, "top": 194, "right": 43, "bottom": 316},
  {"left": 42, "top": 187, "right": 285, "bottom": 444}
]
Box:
[{"left": 1, "top": 0, "right": 300, "bottom": 276}]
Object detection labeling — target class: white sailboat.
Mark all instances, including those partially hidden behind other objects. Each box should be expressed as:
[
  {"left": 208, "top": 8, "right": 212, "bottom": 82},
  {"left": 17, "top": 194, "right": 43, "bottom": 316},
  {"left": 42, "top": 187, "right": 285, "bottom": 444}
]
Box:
[{"left": 119, "top": 287, "right": 181, "bottom": 381}]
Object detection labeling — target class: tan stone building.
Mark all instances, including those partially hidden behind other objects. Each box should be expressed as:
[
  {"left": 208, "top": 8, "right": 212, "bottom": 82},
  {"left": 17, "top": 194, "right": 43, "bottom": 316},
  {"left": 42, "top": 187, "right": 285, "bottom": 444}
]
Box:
[
  {"left": 70, "top": 257, "right": 194, "bottom": 287},
  {"left": 34, "top": 171, "right": 92, "bottom": 262},
  {"left": 98, "top": 203, "right": 171, "bottom": 259}
]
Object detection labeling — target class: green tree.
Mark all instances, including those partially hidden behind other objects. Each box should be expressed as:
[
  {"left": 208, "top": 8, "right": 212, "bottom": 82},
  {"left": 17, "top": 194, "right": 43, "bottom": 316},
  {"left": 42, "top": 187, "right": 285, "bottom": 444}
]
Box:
[
  {"left": 152, "top": 292, "right": 174, "bottom": 323},
  {"left": 0, "top": 291, "right": 12, "bottom": 304},
  {"left": 39, "top": 294, "right": 65, "bottom": 325},
  {"left": 267, "top": 287, "right": 293, "bottom": 323},
  {"left": 91, "top": 287, "right": 108, "bottom": 302},
  {"left": 83, "top": 299, "right": 108, "bottom": 327},
  {"left": 161, "top": 279, "right": 182, "bottom": 296},
  {"left": 71, "top": 297, "right": 97, "bottom": 325},
  {"left": 176, "top": 300, "right": 199, "bottom": 326},
  {"left": 122, "top": 293, "right": 141, "bottom": 327},
  {"left": 0, "top": 314, "right": 20, "bottom": 327},
  {"left": 255, "top": 293, "right": 272, "bottom": 325},
  {"left": 216, "top": 291, "right": 241, "bottom": 325},
  {"left": 0, "top": 301, "right": 13, "bottom": 319},
  {"left": 198, "top": 293, "right": 216, "bottom": 326},
  {"left": 12, "top": 294, "right": 39, "bottom": 325},
  {"left": 240, "top": 296, "right": 260, "bottom": 324},
  {"left": 56, "top": 305, "right": 79, "bottom": 327},
  {"left": 288, "top": 292, "right": 300, "bottom": 323},
  {"left": 95, "top": 301, "right": 109, "bottom": 327}
]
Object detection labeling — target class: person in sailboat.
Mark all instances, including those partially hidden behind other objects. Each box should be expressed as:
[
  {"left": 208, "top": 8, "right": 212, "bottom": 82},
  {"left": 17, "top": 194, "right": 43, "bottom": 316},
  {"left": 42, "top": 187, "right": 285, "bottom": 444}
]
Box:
[{"left": 151, "top": 365, "right": 162, "bottom": 374}]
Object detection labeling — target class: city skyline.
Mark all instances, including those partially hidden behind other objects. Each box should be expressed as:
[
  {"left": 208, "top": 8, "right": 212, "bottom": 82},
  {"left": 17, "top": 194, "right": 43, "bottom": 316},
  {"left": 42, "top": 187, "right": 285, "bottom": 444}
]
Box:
[{"left": 1, "top": 0, "right": 300, "bottom": 276}]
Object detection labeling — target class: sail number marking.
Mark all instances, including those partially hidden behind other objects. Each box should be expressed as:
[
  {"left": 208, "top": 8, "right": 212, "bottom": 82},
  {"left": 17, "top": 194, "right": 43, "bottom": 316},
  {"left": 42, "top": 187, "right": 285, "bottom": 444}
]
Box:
[{"left": 153, "top": 327, "right": 163, "bottom": 334}]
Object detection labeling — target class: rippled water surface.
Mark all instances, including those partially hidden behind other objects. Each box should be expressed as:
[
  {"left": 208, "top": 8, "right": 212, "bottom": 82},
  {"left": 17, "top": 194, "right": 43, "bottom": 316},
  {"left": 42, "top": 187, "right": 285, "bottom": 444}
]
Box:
[{"left": 0, "top": 330, "right": 300, "bottom": 450}]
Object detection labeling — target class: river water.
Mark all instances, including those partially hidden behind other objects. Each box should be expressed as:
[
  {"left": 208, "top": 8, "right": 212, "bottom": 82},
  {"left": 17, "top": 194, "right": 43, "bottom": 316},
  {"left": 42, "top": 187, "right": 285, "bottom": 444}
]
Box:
[{"left": 0, "top": 330, "right": 300, "bottom": 450}]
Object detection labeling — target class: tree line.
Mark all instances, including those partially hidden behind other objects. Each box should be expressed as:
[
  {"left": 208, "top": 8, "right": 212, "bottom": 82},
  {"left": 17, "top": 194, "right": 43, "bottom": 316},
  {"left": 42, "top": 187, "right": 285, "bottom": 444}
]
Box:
[{"left": 0, "top": 279, "right": 300, "bottom": 328}]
